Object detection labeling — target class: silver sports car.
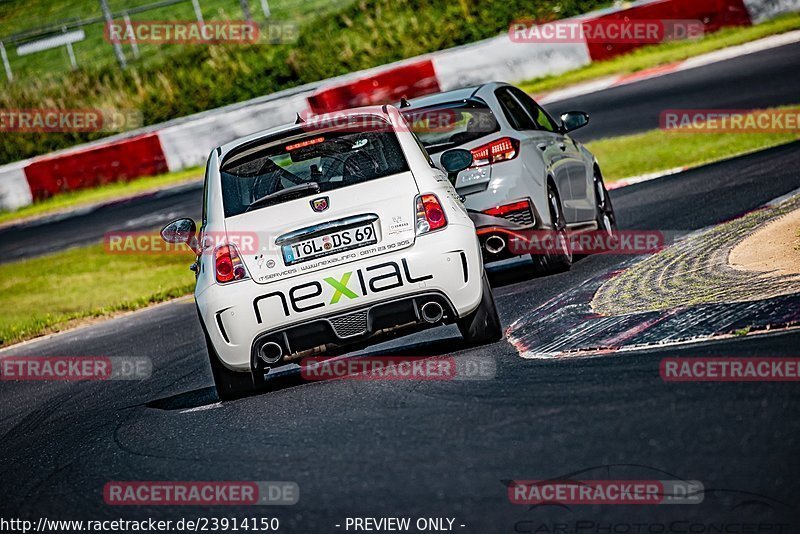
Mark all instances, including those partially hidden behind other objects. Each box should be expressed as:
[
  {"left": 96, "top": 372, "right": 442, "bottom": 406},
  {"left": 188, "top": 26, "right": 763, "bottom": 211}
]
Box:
[{"left": 402, "top": 81, "right": 617, "bottom": 273}]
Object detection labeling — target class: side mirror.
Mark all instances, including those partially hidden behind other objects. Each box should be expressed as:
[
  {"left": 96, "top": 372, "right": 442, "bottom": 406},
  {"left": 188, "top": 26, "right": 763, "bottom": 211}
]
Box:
[
  {"left": 160, "top": 218, "right": 198, "bottom": 253},
  {"left": 560, "top": 111, "right": 589, "bottom": 133},
  {"left": 440, "top": 148, "right": 474, "bottom": 184}
]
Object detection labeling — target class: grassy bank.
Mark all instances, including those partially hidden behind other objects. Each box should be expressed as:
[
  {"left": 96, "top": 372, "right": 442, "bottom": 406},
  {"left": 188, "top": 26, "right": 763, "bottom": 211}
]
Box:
[
  {"left": 0, "top": 0, "right": 606, "bottom": 165},
  {"left": 586, "top": 106, "right": 800, "bottom": 181},
  {"left": 0, "top": 243, "right": 195, "bottom": 347},
  {"left": 520, "top": 12, "right": 800, "bottom": 94}
]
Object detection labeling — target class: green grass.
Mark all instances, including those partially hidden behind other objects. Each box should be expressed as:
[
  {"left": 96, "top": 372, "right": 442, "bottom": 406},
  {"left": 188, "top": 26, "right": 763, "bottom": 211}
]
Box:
[
  {"left": 0, "top": 0, "right": 608, "bottom": 165},
  {"left": 0, "top": 0, "right": 350, "bottom": 80},
  {"left": 0, "top": 242, "right": 196, "bottom": 346},
  {"left": 586, "top": 106, "right": 800, "bottom": 181},
  {"left": 519, "top": 12, "right": 800, "bottom": 94},
  {"left": 0, "top": 166, "right": 202, "bottom": 225}
]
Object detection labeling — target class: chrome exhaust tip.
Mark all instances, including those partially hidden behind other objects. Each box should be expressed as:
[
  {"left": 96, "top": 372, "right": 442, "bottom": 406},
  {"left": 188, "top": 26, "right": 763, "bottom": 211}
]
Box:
[
  {"left": 485, "top": 235, "right": 506, "bottom": 254},
  {"left": 420, "top": 301, "right": 444, "bottom": 324},
  {"left": 259, "top": 341, "right": 284, "bottom": 365}
]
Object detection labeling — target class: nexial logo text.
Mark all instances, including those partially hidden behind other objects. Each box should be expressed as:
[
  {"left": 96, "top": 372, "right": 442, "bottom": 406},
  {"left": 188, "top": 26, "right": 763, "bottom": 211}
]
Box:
[{"left": 253, "top": 258, "right": 432, "bottom": 322}]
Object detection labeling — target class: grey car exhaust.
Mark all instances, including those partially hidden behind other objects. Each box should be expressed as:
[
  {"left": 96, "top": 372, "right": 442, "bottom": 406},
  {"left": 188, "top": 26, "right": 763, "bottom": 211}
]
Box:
[{"left": 485, "top": 235, "right": 506, "bottom": 254}]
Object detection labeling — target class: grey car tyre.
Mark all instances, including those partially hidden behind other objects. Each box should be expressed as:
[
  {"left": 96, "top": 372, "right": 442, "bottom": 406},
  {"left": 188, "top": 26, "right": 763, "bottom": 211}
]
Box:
[
  {"left": 531, "top": 183, "right": 572, "bottom": 274},
  {"left": 594, "top": 168, "right": 617, "bottom": 235}
]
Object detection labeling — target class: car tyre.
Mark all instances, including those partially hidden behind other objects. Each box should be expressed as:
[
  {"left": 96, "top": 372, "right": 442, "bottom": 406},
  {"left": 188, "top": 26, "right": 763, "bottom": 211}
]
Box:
[
  {"left": 594, "top": 167, "right": 617, "bottom": 236},
  {"left": 199, "top": 309, "right": 265, "bottom": 400},
  {"left": 458, "top": 273, "right": 503, "bottom": 345},
  {"left": 531, "top": 183, "right": 572, "bottom": 274}
]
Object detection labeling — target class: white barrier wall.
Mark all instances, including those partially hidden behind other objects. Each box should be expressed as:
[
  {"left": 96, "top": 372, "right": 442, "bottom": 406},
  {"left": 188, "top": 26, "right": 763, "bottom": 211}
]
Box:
[
  {"left": 432, "top": 37, "right": 592, "bottom": 91},
  {"left": 159, "top": 93, "right": 312, "bottom": 171},
  {"left": 0, "top": 161, "right": 33, "bottom": 211},
  {"left": 743, "top": 0, "right": 800, "bottom": 23}
]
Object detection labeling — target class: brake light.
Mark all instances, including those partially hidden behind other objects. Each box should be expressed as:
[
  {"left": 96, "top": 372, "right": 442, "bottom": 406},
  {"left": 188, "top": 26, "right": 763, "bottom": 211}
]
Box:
[
  {"left": 286, "top": 136, "right": 324, "bottom": 151},
  {"left": 415, "top": 194, "right": 448, "bottom": 234},
  {"left": 215, "top": 244, "right": 249, "bottom": 284},
  {"left": 470, "top": 137, "right": 519, "bottom": 167},
  {"left": 483, "top": 199, "right": 532, "bottom": 217}
]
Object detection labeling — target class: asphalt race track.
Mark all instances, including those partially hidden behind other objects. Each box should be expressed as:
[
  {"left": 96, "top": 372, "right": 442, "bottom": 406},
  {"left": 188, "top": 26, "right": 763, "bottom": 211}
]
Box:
[
  {"left": 553, "top": 41, "right": 800, "bottom": 141},
  {"left": 2, "top": 142, "right": 799, "bottom": 530},
  {"left": 1, "top": 40, "right": 798, "bottom": 263}
]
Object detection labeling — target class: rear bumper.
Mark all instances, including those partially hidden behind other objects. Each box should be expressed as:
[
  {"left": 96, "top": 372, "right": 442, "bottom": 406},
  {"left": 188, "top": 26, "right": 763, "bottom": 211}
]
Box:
[
  {"left": 468, "top": 204, "right": 544, "bottom": 264},
  {"left": 196, "top": 223, "right": 483, "bottom": 371},
  {"left": 250, "top": 290, "right": 458, "bottom": 372}
]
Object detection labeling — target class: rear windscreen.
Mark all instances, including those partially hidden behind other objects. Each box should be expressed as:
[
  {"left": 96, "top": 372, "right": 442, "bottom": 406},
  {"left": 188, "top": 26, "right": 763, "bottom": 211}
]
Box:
[
  {"left": 402, "top": 100, "right": 499, "bottom": 154},
  {"left": 219, "top": 117, "right": 409, "bottom": 218}
]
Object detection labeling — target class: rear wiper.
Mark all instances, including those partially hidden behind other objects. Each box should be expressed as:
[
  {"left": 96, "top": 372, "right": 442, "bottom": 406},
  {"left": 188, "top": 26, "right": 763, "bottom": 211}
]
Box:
[{"left": 246, "top": 183, "right": 320, "bottom": 211}]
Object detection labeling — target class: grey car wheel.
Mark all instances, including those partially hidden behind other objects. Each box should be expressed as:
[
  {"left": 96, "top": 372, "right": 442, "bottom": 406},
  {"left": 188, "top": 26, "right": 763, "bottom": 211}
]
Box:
[
  {"left": 532, "top": 183, "right": 572, "bottom": 274},
  {"left": 594, "top": 168, "right": 617, "bottom": 235}
]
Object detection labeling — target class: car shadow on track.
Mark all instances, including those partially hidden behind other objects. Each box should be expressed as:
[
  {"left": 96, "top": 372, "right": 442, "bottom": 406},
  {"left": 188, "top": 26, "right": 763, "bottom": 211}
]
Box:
[
  {"left": 146, "top": 336, "right": 472, "bottom": 410},
  {"left": 486, "top": 255, "right": 588, "bottom": 288}
]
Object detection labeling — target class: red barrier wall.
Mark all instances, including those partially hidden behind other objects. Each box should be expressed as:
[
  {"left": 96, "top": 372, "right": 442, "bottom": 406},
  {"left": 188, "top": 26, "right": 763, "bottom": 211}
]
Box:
[
  {"left": 585, "top": 0, "right": 752, "bottom": 61},
  {"left": 307, "top": 59, "right": 441, "bottom": 114},
  {"left": 24, "top": 133, "right": 168, "bottom": 201}
]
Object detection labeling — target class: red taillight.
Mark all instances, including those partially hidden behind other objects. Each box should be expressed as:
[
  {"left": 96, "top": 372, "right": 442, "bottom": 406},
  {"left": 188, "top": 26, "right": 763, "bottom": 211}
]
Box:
[
  {"left": 483, "top": 199, "right": 531, "bottom": 217},
  {"left": 415, "top": 194, "right": 448, "bottom": 234},
  {"left": 470, "top": 137, "right": 520, "bottom": 167},
  {"left": 215, "top": 244, "right": 248, "bottom": 284}
]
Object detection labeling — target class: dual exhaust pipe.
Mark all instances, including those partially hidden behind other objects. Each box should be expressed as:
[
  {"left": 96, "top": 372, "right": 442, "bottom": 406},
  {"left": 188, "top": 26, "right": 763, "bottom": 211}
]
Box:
[{"left": 258, "top": 301, "right": 446, "bottom": 365}]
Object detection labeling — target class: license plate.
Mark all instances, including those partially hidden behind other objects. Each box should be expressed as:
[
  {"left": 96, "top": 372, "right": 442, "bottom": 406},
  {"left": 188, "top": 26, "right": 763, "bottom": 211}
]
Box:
[{"left": 282, "top": 223, "right": 376, "bottom": 265}]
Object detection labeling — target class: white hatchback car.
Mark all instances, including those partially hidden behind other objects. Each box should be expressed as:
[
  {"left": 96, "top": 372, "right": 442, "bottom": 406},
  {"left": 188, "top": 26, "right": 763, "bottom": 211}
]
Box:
[{"left": 161, "top": 105, "right": 502, "bottom": 399}]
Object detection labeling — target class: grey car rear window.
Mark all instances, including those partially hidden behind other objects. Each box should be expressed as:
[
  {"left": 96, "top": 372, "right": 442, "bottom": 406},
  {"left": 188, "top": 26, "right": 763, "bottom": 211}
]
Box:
[{"left": 402, "top": 100, "right": 499, "bottom": 154}]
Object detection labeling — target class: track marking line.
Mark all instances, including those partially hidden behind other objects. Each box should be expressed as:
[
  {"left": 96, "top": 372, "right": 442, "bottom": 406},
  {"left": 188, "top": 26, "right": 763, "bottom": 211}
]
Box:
[{"left": 180, "top": 402, "right": 222, "bottom": 414}]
